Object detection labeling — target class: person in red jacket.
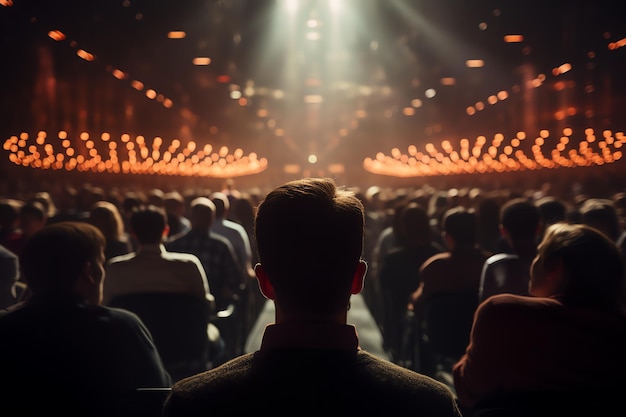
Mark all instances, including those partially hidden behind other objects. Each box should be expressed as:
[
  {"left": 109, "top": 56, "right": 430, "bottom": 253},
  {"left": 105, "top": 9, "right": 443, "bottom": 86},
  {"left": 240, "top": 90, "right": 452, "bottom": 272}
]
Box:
[{"left": 453, "top": 222, "right": 626, "bottom": 415}]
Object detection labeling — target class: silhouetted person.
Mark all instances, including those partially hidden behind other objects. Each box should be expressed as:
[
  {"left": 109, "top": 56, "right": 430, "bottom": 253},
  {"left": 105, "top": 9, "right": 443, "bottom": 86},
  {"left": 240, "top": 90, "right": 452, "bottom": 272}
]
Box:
[
  {"left": 378, "top": 201, "right": 443, "bottom": 362},
  {"left": 409, "top": 206, "right": 491, "bottom": 378},
  {"left": 478, "top": 198, "right": 541, "bottom": 302},
  {"left": 89, "top": 200, "right": 132, "bottom": 262},
  {"left": 454, "top": 223, "right": 626, "bottom": 415},
  {"left": 0, "top": 221, "right": 171, "bottom": 416},
  {"left": 162, "top": 178, "right": 462, "bottom": 417},
  {"left": 104, "top": 205, "right": 222, "bottom": 381},
  {"left": 535, "top": 195, "right": 568, "bottom": 241},
  {"left": 166, "top": 197, "right": 243, "bottom": 359}
]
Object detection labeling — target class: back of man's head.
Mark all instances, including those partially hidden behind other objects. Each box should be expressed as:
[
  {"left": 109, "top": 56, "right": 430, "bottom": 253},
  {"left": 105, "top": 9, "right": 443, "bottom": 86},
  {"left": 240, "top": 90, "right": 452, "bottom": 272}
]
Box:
[
  {"left": 210, "top": 192, "right": 229, "bottom": 219},
  {"left": 163, "top": 191, "right": 185, "bottom": 215},
  {"left": 190, "top": 197, "right": 216, "bottom": 230},
  {"left": 254, "top": 178, "right": 364, "bottom": 315},
  {"left": 21, "top": 221, "right": 105, "bottom": 297},
  {"left": 130, "top": 205, "right": 167, "bottom": 245},
  {"left": 398, "top": 202, "right": 431, "bottom": 245},
  {"left": 500, "top": 198, "right": 541, "bottom": 241},
  {"left": 579, "top": 198, "right": 620, "bottom": 242},
  {"left": 442, "top": 206, "right": 477, "bottom": 247},
  {"left": 535, "top": 196, "right": 567, "bottom": 226}
]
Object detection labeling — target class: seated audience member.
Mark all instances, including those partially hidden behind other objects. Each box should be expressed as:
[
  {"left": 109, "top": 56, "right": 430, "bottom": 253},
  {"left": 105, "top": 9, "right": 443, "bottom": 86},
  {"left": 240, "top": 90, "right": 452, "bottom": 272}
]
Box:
[
  {"left": 453, "top": 223, "right": 626, "bottom": 416},
  {"left": 166, "top": 197, "right": 241, "bottom": 311},
  {"left": 166, "top": 197, "right": 244, "bottom": 360},
  {"left": 534, "top": 195, "right": 568, "bottom": 241},
  {"left": 163, "top": 191, "right": 191, "bottom": 242},
  {"left": 473, "top": 193, "right": 503, "bottom": 254},
  {"left": 410, "top": 206, "right": 492, "bottom": 311},
  {"left": 0, "top": 221, "right": 171, "bottom": 415},
  {"left": 162, "top": 178, "right": 462, "bottom": 417},
  {"left": 46, "top": 185, "right": 80, "bottom": 224},
  {"left": 89, "top": 200, "right": 133, "bottom": 262},
  {"left": 104, "top": 205, "right": 214, "bottom": 307},
  {"left": 409, "top": 206, "right": 491, "bottom": 377},
  {"left": 210, "top": 191, "right": 255, "bottom": 283},
  {"left": 378, "top": 201, "right": 444, "bottom": 362},
  {"left": 4, "top": 199, "right": 48, "bottom": 259},
  {"left": 104, "top": 205, "right": 223, "bottom": 381},
  {"left": 478, "top": 198, "right": 541, "bottom": 302},
  {"left": 578, "top": 198, "right": 621, "bottom": 242}
]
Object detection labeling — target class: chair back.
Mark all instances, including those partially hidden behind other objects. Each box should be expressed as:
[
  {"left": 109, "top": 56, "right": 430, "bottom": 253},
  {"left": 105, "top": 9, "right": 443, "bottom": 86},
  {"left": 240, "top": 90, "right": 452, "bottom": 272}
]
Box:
[
  {"left": 421, "top": 292, "right": 477, "bottom": 359},
  {"left": 108, "top": 292, "right": 211, "bottom": 379}
]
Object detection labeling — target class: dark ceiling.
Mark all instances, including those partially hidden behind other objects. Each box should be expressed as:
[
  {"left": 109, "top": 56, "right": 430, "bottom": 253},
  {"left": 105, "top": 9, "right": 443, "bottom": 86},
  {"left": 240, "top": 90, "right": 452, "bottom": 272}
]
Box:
[{"left": 1, "top": 0, "right": 624, "bottom": 185}]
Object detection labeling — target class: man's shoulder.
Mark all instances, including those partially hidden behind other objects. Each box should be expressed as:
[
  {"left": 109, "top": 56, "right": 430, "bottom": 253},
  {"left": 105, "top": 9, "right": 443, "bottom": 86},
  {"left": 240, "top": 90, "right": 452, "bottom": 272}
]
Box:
[
  {"left": 171, "top": 353, "right": 255, "bottom": 392},
  {"left": 478, "top": 293, "right": 556, "bottom": 318}
]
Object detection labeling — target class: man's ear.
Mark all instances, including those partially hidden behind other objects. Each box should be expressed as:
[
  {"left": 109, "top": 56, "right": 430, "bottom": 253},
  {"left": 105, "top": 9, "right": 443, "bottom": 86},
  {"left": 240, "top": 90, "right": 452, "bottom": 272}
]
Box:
[
  {"left": 350, "top": 260, "right": 368, "bottom": 295},
  {"left": 82, "top": 261, "right": 96, "bottom": 284},
  {"left": 254, "top": 263, "right": 275, "bottom": 300}
]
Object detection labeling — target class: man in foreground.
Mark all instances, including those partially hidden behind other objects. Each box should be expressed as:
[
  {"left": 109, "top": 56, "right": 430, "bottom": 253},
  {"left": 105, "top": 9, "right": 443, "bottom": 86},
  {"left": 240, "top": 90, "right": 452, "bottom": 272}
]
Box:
[{"left": 163, "top": 178, "right": 461, "bottom": 416}]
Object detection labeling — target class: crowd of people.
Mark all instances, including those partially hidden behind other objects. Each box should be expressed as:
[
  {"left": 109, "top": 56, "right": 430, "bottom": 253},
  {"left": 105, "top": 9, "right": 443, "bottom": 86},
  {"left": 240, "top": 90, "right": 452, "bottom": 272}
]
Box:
[{"left": 1, "top": 174, "right": 626, "bottom": 415}]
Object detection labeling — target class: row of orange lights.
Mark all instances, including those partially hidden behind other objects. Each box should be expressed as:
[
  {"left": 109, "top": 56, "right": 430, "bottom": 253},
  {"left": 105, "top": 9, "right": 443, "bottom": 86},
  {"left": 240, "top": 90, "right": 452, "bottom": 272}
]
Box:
[
  {"left": 2, "top": 132, "right": 268, "bottom": 178},
  {"left": 47, "top": 29, "right": 179, "bottom": 110},
  {"left": 363, "top": 128, "right": 624, "bottom": 177}
]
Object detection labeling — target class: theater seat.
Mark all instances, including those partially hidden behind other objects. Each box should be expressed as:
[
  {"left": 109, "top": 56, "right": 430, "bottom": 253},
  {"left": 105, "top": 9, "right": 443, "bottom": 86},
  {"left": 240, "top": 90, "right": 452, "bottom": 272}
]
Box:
[
  {"left": 108, "top": 292, "right": 234, "bottom": 382},
  {"left": 411, "top": 292, "right": 477, "bottom": 385}
]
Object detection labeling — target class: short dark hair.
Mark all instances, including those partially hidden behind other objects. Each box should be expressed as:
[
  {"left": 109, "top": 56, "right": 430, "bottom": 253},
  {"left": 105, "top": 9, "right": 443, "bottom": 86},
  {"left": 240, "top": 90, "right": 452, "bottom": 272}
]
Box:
[
  {"left": 254, "top": 178, "right": 364, "bottom": 315},
  {"left": 130, "top": 205, "right": 167, "bottom": 244},
  {"left": 579, "top": 198, "right": 620, "bottom": 242},
  {"left": 442, "top": 206, "right": 477, "bottom": 246},
  {"left": 399, "top": 202, "right": 431, "bottom": 245},
  {"left": 535, "top": 196, "right": 567, "bottom": 226},
  {"left": 500, "top": 198, "right": 540, "bottom": 241},
  {"left": 210, "top": 192, "right": 229, "bottom": 219},
  {"left": 189, "top": 197, "right": 216, "bottom": 229},
  {"left": 21, "top": 221, "right": 105, "bottom": 295}
]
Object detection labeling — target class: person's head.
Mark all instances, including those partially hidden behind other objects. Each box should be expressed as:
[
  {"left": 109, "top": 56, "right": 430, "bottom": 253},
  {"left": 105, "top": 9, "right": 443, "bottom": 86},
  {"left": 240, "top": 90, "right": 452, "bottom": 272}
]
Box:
[
  {"left": 189, "top": 197, "right": 216, "bottom": 230},
  {"left": 19, "top": 200, "right": 48, "bottom": 238},
  {"left": 121, "top": 191, "right": 145, "bottom": 219},
  {"left": 210, "top": 192, "right": 230, "bottom": 220},
  {"left": 147, "top": 188, "right": 165, "bottom": 207},
  {"left": 530, "top": 223, "right": 623, "bottom": 310},
  {"left": 398, "top": 202, "right": 431, "bottom": 246},
  {"left": 89, "top": 200, "right": 126, "bottom": 241},
  {"left": 442, "top": 206, "right": 477, "bottom": 249},
  {"left": 20, "top": 221, "right": 106, "bottom": 304},
  {"left": 0, "top": 198, "right": 22, "bottom": 231},
  {"left": 33, "top": 191, "right": 57, "bottom": 218},
  {"left": 129, "top": 205, "right": 169, "bottom": 245},
  {"left": 163, "top": 191, "right": 186, "bottom": 216},
  {"left": 535, "top": 196, "right": 567, "bottom": 227},
  {"left": 500, "top": 198, "right": 541, "bottom": 242},
  {"left": 579, "top": 198, "right": 620, "bottom": 242},
  {"left": 253, "top": 178, "right": 367, "bottom": 319}
]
